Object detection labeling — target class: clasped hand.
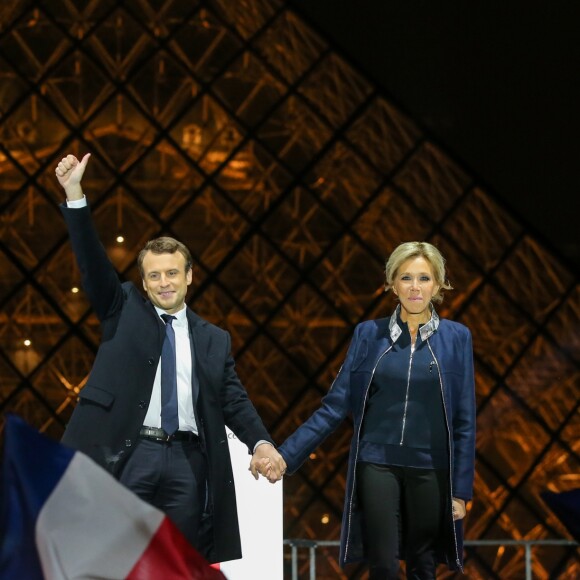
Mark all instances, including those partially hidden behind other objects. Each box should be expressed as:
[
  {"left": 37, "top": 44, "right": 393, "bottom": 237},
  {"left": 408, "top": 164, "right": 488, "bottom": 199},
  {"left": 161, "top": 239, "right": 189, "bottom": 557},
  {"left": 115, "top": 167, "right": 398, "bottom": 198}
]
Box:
[{"left": 249, "top": 443, "right": 287, "bottom": 483}]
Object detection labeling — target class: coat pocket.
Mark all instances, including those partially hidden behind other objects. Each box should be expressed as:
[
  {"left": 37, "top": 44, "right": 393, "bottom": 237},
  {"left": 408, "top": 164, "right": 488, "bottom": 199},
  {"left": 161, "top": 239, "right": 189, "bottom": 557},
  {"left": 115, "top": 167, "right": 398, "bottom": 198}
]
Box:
[{"left": 79, "top": 385, "right": 115, "bottom": 409}]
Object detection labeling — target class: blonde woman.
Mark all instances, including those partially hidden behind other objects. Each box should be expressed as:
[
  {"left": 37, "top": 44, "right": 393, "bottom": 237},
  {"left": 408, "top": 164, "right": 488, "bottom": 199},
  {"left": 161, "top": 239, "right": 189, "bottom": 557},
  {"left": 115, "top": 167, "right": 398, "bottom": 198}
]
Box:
[{"left": 276, "top": 242, "right": 475, "bottom": 579}]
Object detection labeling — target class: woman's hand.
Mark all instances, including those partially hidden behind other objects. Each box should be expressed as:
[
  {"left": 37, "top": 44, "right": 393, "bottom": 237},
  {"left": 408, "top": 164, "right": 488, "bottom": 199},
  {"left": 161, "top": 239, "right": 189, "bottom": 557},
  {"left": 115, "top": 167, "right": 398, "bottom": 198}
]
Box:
[{"left": 452, "top": 498, "right": 466, "bottom": 520}]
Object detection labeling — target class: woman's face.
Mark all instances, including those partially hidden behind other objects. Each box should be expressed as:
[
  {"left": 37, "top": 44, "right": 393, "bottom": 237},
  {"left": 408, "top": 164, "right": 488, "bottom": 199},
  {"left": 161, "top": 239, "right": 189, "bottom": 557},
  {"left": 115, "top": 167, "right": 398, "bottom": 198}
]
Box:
[{"left": 393, "top": 256, "right": 440, "bottom": 321}]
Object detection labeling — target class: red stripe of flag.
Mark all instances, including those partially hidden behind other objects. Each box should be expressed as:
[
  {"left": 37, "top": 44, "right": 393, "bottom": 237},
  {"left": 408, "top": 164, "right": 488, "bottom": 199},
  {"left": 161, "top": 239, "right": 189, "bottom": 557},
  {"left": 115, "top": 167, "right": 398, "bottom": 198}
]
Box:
[{"left": 126, "top": 518, "right": 226, "bottom": 580}]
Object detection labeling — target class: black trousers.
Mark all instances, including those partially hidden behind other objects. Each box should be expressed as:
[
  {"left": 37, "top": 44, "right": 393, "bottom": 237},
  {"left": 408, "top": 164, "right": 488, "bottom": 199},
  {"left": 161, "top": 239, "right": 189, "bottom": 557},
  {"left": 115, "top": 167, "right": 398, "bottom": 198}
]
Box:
[
  {"left": 356, "top": 462, "right": 448, "bottom": 580},
  {"left": 118, "top": 437, "right": 207, "bottom": 548}
]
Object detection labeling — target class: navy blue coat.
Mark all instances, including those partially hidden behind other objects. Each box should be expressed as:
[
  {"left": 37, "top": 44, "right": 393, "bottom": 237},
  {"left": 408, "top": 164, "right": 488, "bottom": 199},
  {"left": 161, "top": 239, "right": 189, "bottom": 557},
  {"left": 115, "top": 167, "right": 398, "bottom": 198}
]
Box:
[
  {"left": 59, "top": 204, "right": 274, "bottom": 563},
  {"left": 279, "top": 310, "right": 476, "bottom": 570}
]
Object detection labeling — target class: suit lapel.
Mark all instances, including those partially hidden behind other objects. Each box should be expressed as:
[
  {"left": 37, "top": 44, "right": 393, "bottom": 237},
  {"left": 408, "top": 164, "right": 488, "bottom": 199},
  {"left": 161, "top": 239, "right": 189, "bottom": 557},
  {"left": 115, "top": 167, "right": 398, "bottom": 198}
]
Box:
[
  {"left": 187, "top": 308, "right": 209, "bottom": 406},
  {"left": 147, "top": 300, "right": 166, "bottom": 351}
]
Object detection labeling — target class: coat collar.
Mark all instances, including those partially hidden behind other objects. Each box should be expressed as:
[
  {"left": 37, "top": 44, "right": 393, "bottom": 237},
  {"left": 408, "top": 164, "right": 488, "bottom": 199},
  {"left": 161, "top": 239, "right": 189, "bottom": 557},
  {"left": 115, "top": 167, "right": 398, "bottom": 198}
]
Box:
[
  {"left": 185, "top": 307, "right": 206, "bottom": 330},
  {"left": 186, "top": 307, "right": 212, "bottom": 363},
  {"left": 388, "top": 304, "right": 439, "bottom": 343},
  {"left": 147, "top": 300, "right": 207, "bottom": 350}
]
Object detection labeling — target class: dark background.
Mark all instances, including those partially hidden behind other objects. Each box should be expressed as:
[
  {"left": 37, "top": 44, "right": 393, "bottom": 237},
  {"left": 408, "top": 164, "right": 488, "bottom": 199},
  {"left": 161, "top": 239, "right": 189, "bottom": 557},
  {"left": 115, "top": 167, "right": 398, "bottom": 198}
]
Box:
[{"left": 291, "top": 0, "right": 580, "bottom": 270}]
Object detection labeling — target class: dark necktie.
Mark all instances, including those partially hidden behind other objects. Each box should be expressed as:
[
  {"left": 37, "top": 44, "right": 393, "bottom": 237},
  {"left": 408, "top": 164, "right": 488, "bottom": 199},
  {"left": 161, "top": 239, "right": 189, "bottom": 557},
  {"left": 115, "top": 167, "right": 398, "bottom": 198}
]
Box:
[{"left": 160, "top": 314, "right": 179, "bottom": 435}]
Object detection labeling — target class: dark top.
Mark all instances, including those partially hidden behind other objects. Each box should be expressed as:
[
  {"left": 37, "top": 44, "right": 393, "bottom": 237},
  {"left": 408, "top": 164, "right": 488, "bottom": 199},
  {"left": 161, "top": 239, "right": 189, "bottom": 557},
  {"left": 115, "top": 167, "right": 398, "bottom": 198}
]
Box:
[{"left": 359, "top": 316, "right": 448, "bottom": 469}]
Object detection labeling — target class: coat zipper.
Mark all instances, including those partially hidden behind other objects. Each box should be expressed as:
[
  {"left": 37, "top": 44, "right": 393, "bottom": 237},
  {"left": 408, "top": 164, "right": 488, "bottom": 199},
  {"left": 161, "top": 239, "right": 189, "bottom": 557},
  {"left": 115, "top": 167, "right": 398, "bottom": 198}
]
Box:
[
  {"left": 344, "top": 344, "right": 392, "bottom": 562},
  {"left": 399, "top": 341, "right": 415, "bottom": 445},
  {"left": 427, "top": 340, "right": 462, "bottom": 571}
]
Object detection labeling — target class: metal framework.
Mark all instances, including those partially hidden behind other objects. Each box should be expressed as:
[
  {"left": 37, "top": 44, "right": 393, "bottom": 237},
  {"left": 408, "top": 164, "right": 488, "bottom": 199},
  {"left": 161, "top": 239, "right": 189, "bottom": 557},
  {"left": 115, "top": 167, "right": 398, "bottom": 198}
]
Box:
[{"left": 0, "top": 1, "right": 578, "bottom": 577}]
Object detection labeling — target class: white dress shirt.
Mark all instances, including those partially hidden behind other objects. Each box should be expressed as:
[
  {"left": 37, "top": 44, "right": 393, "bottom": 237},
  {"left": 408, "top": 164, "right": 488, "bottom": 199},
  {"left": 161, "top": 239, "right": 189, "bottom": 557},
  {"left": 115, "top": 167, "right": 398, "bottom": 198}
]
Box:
[{"left": 144, "top": 305, "right": 198, "bottom": 433}]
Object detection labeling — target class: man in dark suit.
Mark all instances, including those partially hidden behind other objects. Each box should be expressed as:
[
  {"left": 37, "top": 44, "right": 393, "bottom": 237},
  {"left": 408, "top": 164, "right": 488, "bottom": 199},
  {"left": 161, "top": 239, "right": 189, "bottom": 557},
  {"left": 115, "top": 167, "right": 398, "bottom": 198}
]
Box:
[{"left": 55, "top": 153, "right": 285, "bottom": 563}]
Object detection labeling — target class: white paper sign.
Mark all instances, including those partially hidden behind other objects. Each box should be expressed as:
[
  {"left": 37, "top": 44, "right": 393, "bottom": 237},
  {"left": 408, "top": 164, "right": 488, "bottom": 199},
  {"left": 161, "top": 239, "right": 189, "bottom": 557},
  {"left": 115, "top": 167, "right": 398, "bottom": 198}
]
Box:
[{"left": 218, "top": 429, "right": 283, "bottom": 580}]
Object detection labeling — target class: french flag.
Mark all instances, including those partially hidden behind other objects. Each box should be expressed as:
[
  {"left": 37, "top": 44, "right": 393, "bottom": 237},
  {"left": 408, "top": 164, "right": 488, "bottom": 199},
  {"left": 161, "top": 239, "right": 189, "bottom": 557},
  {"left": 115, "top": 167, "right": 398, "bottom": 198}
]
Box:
[{"left": 0, "top": 414, "right": 225, "bottom": 580}]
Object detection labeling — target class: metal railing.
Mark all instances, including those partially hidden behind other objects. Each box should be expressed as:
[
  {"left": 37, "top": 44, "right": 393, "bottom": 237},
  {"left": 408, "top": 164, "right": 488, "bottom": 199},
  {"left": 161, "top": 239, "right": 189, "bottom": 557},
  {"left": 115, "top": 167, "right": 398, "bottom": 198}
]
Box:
[{"left": 283, "top": 538, "right": 579, "bottom": 580}]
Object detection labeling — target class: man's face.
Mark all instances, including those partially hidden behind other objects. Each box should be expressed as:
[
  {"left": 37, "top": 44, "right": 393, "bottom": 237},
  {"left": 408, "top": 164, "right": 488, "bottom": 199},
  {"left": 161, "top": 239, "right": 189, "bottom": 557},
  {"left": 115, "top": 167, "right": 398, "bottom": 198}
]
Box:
[{"left": 141, "top": 251, "right": 192, "bottom": 314}]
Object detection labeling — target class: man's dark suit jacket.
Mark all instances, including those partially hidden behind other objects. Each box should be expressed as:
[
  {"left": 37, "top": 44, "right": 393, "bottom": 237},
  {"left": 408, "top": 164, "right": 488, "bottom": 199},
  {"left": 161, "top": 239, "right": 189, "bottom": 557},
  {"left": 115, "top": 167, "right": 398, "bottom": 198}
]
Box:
[{"left": 60, "top": 203, "right": 274, "bottom": 563}]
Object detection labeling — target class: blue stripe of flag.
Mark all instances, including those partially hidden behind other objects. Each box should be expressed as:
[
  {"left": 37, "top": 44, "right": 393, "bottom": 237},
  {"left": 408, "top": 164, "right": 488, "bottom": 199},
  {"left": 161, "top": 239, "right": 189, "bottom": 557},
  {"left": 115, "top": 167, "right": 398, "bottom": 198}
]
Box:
[{"left": 0, "top": 414, "right": 75, "bottom": 579}]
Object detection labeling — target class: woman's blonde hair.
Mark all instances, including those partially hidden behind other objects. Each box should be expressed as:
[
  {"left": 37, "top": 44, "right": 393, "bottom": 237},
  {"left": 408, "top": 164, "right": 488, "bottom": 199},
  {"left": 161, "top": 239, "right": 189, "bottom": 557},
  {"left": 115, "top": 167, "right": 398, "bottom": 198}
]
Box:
[{"left": 385, "top": 242, "right": 452, "bottom": 304}]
